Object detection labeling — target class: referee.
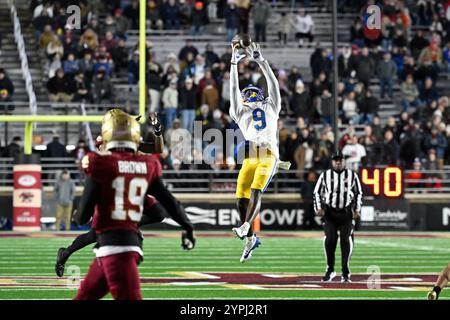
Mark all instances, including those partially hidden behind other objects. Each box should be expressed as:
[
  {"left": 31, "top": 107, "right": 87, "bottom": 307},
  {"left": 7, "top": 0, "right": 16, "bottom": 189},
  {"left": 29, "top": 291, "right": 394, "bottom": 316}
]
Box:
[{"left": 313, "top": 151, "right": 363, "bottom": 282}]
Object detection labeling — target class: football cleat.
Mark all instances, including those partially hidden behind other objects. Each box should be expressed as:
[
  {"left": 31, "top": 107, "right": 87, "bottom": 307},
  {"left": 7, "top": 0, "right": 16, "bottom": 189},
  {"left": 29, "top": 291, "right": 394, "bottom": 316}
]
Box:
[
  {"left": 322, "top": 271, "right": 336, "bottom": 282},
  {"left": 427, "top": 290, "right": 439, "bottom": 300},
  {"left": 240, "top": 235, "right": 261, "bottom": 263},
  {"left": 55, "top": 247, "right": 67, "bottom": 277},
  {"left": 341, "top": 274, "right": 352, "bottom": 283},
  {"left": 232, "top": 222, "right": 250, "bottom": 240}
]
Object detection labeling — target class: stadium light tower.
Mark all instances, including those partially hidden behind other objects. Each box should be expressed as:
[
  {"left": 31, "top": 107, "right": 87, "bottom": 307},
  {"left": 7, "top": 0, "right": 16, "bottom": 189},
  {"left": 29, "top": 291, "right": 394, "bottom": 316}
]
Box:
[{"left": 332, "top": 0, "right": 339, "bottom": 151}]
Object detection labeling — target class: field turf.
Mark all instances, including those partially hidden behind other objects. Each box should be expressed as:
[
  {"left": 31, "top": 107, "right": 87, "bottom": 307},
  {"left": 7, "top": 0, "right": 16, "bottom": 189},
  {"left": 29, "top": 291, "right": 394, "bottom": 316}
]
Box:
[{"left": 0, "top": 231, "right": 449, "bottom": 300}]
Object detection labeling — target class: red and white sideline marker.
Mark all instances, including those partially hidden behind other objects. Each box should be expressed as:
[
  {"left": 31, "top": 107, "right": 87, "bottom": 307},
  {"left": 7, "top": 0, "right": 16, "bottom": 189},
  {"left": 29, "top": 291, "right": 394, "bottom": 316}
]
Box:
[{"left": 13, "top": 164, "right": 42, "bottom": 231}]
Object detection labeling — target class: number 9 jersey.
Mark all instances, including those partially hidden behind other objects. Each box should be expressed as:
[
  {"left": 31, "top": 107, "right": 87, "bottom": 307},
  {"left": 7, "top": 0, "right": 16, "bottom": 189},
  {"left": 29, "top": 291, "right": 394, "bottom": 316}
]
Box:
[
  {"left": 231, "top": 99, "right": 280, "bottom": 159},
  {"left": 229, "top": 59, "right": 281, "bottom": 159},
  {"left": 82, "top": 150, "right": 162, "bottom": 234}
]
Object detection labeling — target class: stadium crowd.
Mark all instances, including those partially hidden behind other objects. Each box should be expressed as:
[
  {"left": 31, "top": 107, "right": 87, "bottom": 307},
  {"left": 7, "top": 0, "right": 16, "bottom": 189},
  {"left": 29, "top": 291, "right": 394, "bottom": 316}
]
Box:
[{"left": 1, "top": 0, "right": 450, "bottom": 191}]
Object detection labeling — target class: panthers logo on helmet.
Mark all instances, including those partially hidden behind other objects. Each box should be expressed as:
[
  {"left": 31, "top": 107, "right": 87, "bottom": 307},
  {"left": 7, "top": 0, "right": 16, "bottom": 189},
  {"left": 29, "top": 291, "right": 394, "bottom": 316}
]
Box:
[
  {"left": 101, "top": 109, "right": 141, "bottom": 151},
  {"left": 241, "top": 85, "right": 265, "bottom": 104}
]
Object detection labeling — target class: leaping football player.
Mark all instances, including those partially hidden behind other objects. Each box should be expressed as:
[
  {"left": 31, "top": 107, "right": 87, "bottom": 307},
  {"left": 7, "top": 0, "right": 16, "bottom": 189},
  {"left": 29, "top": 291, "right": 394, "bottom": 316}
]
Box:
[{"left": 229, "top": 40, "right": 290, "bottom": 263}]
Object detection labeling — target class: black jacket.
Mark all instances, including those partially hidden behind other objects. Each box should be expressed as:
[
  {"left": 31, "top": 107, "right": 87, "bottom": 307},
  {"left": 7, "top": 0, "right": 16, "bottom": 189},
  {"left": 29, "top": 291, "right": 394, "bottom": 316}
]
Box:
[
  {"left": 2, "top": 142, "right": 21, "bottom": 158},
  {"left": 356, "top": 55, "right": 375, "bottom": 82},
  {"left": 179, "top": 86, "right": 197, "bottom": 110},
  {"left": 46, "top": 75, "right": 75, "bottom": 94},
  {"left": 359, "top": 96, "right": 379, "bottom": 114},
  {"left": 0, "top": 76, "right": 14, "bottom": 96},
  {"left": 290, "top": 91, "right": 312, "bottom": 119},
  {"left": 45, "top": 140, "right": 68, "bottom": 158}
]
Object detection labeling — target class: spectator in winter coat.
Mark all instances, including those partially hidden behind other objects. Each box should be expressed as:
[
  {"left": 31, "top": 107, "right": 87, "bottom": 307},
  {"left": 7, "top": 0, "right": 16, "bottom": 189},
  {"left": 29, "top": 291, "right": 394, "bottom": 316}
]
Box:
[
  {"left": 147, "top": 0, "right": 164, "bottom": 30},
  {"left": 338, "top": 45, "right": 355, "bottom": 79},
  {"left": 424, "top": 127, "right": 448, "bottom": 165},
  {"left": 359, "top": 89, "right": 378, "bottom": 124},
  {"left": 410, "top": 30, "right": 430, "bottom": 60},
  {"left": 277, "top": 12, "right": 293, "bottom": 45},
  {"left": 47, "top": 68, "right": 75, "bottom": 102},
  {"left": 46, "top": 34, "right": 64, "bottom": 61},
  {"left": 204, "top": 43, "right": 220, "bottom": 68},
  {"left": 179, "top": 78, "right": 197, "bottom": 133},
  {"left": 236, "top": 0, "right": 251, "bottom": 34},
  {"left": 310, "top": 47, "right": 331, "bottom": 79},
  {"left": 342, "top": 91, "right": 358, "bottom": 124},
  {"left": 290, "top": 80, "right": 312, "bottom": 123},
  {"left": 342, "top": 135, "right": 366, "bottom": 171},
  {"left": 62, "top": 53, "right": 80, "bottom": 76},
  {"left": 0, "top": 69, "right": 14, "bottom": 102},
  {"left": 111, "top": 38, "right": 129, "bottom": 73},
  {"left": 224, "top": 2, "right": 240, "bottom": 42},
  {"left": 45, "top": 136, "right": 67, "bottom": 158},
  {"left": 54, "top": 170, "right": 75, "bottom": 231},
  {"left": 162, "top": 0, "right": 181, "bottom": 30},
  {"left": 179, "top": 40, "right": 199, "bottom": 65},
  {"left": 2, "top": 136, "right": 22, "bottom": 158},
  {"left": 91, "top": 68, "right": 114, "bottom": 104},
  {"left": 356, "top": 47, "right": 375, "bottom": 89},
  {"left": 39, "top": 24, "right": 54, "bottom": 49},
  {"left": 382, "top": 129, "right": 399, "bottom": 165},
  {"left": 294, "top": 8, "right": 314, "bottom": 47},
  {"left": 110, "top": 8, "right": 128, "bottom": 36},
  {"left": 376, "top": 52, "right": 397, "bottom": 99},
  {"left": 162, "top": 79, "right": 179, "bottom": 129},
  {"left": 123, "top": 0, "right": 139, "bottom": 28},
  {"left": 253, "top": 0, "right": 270, "bottom": 42},
  {"left": 190, "top": 1, "right": 209, "bottom": 36},
  {"left": 420, "top": 77, "right": 439, "bottom": 106},
  {"left": 201, "top": 80, "right": 220, "bottom": 110},
  {"left": 401, "top": 74, "right": 420, "bottom": 112}
]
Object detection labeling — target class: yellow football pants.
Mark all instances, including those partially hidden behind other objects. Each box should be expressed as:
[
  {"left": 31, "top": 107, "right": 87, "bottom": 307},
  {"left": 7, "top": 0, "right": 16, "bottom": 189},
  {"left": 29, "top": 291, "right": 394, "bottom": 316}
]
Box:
[{"left": 236, "top": 153, "right": 278, "bottom": 199}]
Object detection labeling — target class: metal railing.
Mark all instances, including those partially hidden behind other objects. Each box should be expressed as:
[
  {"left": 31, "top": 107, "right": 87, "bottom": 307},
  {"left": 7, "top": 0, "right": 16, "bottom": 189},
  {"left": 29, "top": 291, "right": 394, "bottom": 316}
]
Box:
[
  {"left": 1, "top": 157, "right": 450, "bottom": 194},
  {"left": 7, "top": 0, "right": 37, "bottom": 115}
]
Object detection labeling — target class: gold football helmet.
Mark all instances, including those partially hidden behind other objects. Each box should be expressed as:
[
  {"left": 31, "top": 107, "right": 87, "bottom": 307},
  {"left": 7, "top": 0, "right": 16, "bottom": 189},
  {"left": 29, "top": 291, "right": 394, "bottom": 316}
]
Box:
[{"left": 101, "top": 108, "right": 141, "bottom": 151}]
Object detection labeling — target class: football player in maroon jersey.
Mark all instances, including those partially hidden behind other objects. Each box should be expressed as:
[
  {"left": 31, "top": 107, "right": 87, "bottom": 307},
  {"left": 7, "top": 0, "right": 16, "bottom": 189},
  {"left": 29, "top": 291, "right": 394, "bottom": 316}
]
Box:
[
  {"left": 70, "top": 109, "right": 190, "bottom": 300},
  {"left": 55, "top": 112, "right": 195, "bottom": 279}
]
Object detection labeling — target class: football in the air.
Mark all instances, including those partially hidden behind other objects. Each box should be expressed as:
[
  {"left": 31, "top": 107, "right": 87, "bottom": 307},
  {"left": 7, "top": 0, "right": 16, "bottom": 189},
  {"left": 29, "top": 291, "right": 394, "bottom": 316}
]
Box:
[{"left": 232, "top": 33, "right": 252, "bottom": 49}]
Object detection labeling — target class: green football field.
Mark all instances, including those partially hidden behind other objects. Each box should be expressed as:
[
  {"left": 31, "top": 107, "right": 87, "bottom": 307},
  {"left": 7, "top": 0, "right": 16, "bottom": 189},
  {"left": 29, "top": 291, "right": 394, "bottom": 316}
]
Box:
[{"left": 0, "top": 231, "right": 449, "bottom": 300}]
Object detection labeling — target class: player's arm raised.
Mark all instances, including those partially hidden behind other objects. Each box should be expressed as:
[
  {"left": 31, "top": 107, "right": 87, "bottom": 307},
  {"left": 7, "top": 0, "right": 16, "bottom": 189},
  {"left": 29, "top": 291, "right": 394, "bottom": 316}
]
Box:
[
  {"left": 138, "top": 112, "right": 164, "bottom": 154},
  {"left": 229, "top": 44, "right": 246, "bottom": 122},
  {"left": 245, "top": 43, "right": 281, "bottom": 114}
]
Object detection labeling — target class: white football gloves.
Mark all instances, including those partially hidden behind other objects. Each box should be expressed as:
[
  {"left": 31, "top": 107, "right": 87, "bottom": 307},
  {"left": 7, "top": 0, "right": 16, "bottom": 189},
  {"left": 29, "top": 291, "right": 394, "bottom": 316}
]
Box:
[
  {"left": 230, "top": 43, "right": 246, "bottom": 65},
  {"left": 245, "top": 42, "right": 265, "bottom": 62}
]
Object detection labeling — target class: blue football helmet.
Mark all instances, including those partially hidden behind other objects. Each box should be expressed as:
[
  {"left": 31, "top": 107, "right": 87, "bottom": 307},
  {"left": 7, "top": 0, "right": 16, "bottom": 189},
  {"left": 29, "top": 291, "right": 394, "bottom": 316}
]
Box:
[{"left": 241, "top": 85, "right": 265, "bottom": 103}]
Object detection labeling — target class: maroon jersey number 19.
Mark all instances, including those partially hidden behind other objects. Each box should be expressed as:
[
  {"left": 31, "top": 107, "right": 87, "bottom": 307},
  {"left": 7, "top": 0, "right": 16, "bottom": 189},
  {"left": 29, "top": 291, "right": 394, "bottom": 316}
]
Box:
[{"left": 111, "top": 177, "right": 149, "bottom": 222}]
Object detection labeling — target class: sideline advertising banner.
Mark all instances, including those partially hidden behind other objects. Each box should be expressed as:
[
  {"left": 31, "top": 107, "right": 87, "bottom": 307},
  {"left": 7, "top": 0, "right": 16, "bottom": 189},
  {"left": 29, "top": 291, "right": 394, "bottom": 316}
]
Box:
[{"left": 12, "top": 165, "right": 42, "bottom": 231}]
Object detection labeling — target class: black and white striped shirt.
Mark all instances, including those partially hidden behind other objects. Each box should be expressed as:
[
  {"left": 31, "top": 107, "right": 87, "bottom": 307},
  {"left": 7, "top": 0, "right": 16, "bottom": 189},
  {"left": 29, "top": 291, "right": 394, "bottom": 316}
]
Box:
[{"left": 313, "top": 168, "right": 363, "bottom": 213}]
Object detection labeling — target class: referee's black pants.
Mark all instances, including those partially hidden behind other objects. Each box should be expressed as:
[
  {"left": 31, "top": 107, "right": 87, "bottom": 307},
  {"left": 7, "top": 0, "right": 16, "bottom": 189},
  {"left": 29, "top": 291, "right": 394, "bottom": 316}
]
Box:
[{"left": 323, "top": 206, "right": 354, "bottom": 275}]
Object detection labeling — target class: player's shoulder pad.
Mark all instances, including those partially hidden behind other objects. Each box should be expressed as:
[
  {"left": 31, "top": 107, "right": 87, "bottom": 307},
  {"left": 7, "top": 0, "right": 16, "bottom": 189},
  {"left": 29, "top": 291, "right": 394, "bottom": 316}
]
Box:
[{"left": 81, "top": 150, "right": 112, "bottom": 174}]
